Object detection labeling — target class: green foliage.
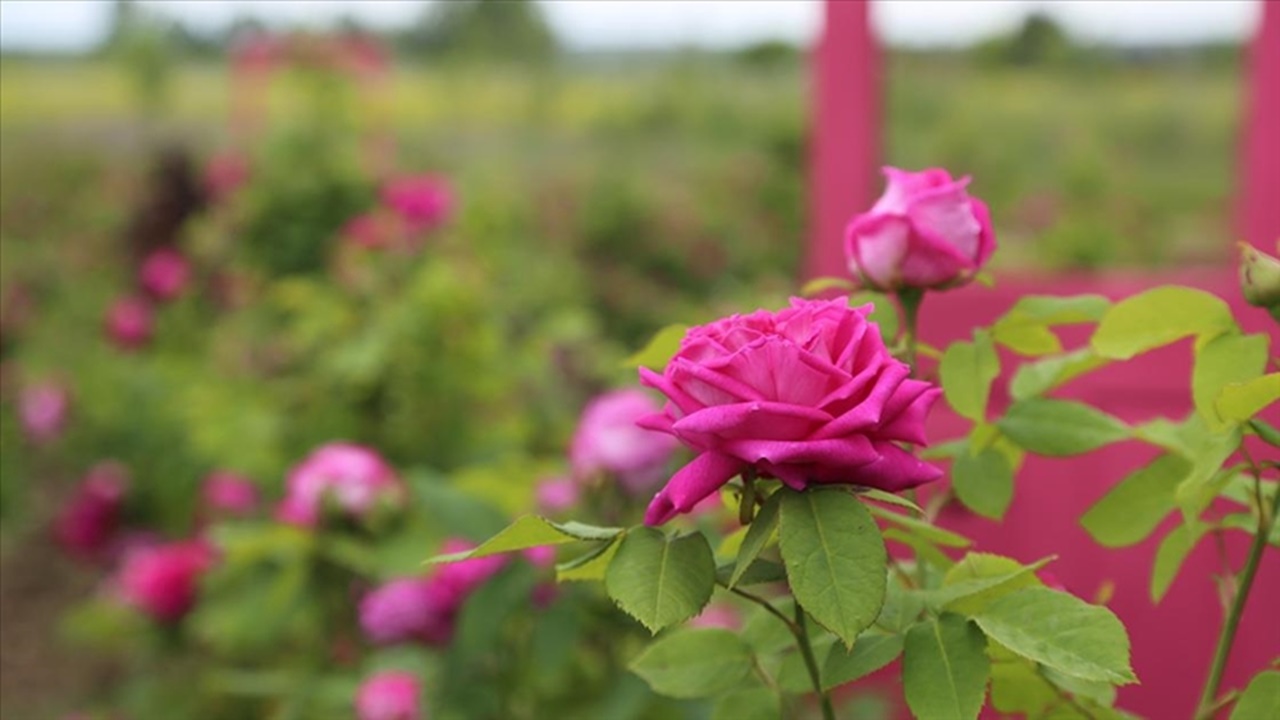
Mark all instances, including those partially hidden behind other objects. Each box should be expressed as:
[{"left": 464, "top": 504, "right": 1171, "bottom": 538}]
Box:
[
  {"left": 629, "top": 628, "right": 754, "bottom": 699},
  {"left": 1231, "top": 671, "right": 1280, "bottom": 720},
  {"left": 1150, "top": 522, "right": 1208, "bottom": 602},
  {"left": 951, "top": 445, "right": 1014, "bottom": 520},
  {"left": 903, "top": 614, "right": 990, "bottom": 720},
  {"left": 1191, "top": 332, "right": 1268, "bottom": 429},
  {"left": 940, "top": 331, "right": 1000, "bottom": 421},
  {"left": 997, "top": 399, "right": 1129, "bottom": 456},
  {"left": 426, "top": 515, "right": 623, "bottom": 563},
  {"left": 729, "top": 490, "right": 780, "bottom": 588},
  {"left": 605, "top": 528, "right": 716, "bottom": 633},
  {"left": 1090, "top": 286, "right": 1235, "bottom": 360},
  {"left": 1081, "top": 453, "right": 1191, "bottom": 548},
  {"left": 822, "top": 632, "right": 904, "bottom": 690}
]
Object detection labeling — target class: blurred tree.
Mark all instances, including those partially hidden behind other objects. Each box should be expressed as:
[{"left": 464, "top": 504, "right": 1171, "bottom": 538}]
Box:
[
  {"left": 973, "top": 12, "right": 1074, "bottom": 68},
  {"left": 734, "top": 40, "right": 800, "bottom": 69},
  {"left": 101, "top": 0, "right": 173, "bottom": 118},
  {"left": 401, "top": 0, "right": 558, "bottom": 62}
]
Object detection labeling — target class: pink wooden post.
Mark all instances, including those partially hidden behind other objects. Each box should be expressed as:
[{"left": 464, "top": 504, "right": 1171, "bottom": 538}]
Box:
[
  {"left": 806, "top": 0, "right": 880, "bottom": 281},
  {"left": 1239, "top": 1, "right": 1280, "bottom": 251}
]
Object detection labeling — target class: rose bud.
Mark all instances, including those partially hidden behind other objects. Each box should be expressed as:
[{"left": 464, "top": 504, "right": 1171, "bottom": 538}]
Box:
[
  {"left": 275, "top": 443, "right": 404, "bottom": 528},
  {"left": 638, "top": 297, "right": 942, "bottom": 525},
  {"left": 19, "top": 380, "right": 70, "bottom": 445},
  {"left": 104, "top": 295, "right": 154, "bottom": 351},
  {"left": 116, "top": 539, "right": 215, "bottom": 623},
  {"left": 53, "top": 461, "right": 129, "bottom": 562},
  {"left": 1239, "top": 242, "right": 1280, "bottom": 319},
  {"left": 355, "top": 671, "right": 423, "bottom": 720},
  {"left": 381, "top": 175, "right": 454, "bottom": 235},
  {"left": 845, "top": 167, "right": 995, "bottom": 291},
  {"left": 570, "top": 389, "right": 678, "bottom": 494},
  {"left": 138, "top": 248, "right": 191, "bottom": 303}
]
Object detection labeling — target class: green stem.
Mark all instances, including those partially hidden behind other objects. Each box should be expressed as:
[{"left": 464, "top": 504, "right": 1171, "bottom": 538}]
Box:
[
  {"left": 794, "top": 604, "right": 836, "bottom": 720},
  {"left": 896, "top": 287, "right": 925, "bottom": 376},
  {"left": 1195, "top": 473, "right": 1280, "bottom": 719},
  {"left": 740, "top": 469, "right": 758, "bottom": 526}
]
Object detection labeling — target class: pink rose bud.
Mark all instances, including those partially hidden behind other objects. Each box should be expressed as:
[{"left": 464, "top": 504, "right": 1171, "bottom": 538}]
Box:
[
  {"left": 355, "top": 671, "right": 423, "bottom": 720},
  {"left": 19, "top": 380, "right": 69, "bottom": 445},
  {"left": 534, "top": 476, "right": 579, "bottom": 514},
  {"left": 381, "top": 175, "right": 454, "bottom": 234},
  {"left": 845, "top": 167, "right": 996, "bottom": 291},
  {"left": 275, "top": 443, "right": 403, "bottom": 528},
  {"left": 204, "top": 151, "right": 250, "bottom": 204},
  {"left": 688, "top": 603, "right": 741, "bottom": 631},
  {"left": 116, "top": 539, "right": 214, "bottom": 623},
  {"left": 202, "top": 471, "right": 260, "bottom": 517},
  {"left": 359, "top": 578, "right": 456, "bottom": 647},
  {"left": 1239, "top": 242, "right": 1280, "bottom": 317},
  {"left": 138, "top": 248, "right": 191, "bottom": 303},
  {"left": 571, "top": 389, "right": 678, "bottom": 493},
  {"left": 54, "top": 461, "right": 129, "bottom": 562},
  {"left": 638, "top": 297, "right": 942, "bottom": 525},
  {"left": 104, "top": 295, "right": 154, "bottom": 351}
]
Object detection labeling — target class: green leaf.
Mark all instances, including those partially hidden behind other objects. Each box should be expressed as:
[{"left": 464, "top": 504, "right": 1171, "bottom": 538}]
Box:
[
  {"left": 997, "top": 399, "right": 1129, "bottom": 456},
  {"left": 857, "top": 487, "right": 926, "bottom": 515},
  {"left": 1175, "top": 426, "right": 1243, "bottom": 521},
  {"left": 1193, "top": 333, "right": 1269, "bottom": 429},
  {"left": 1091, "top": 286, "right": 1235, "bottom": 360},
  {"left": 933, "top": 554, "right": 1052, "bottom": 616},
  {"left": 729, "top": 491, "right": 780, "bottom": 588},
  {"left": 425, "top": 515, "right": 623, "bottom": 564},
  {"left": 605, "top": 528, "right": 715, "bottom": 633},
  {"left": 952, "top": 445, "right": 1015, "bottom": 520},
  {"left": 973, "top": 588, "right": 1136, "bottom": 685},
  {"left": 628, "top": 628, "right": 754, "bottom": 699},
  {"left": 716, "top": 558, "right": 787, "bottom": 587},
  {"left": 1150, "top": 522, "right": 1208, "bottom": 602},
  {"left": 624, "top": 324, "right": 689, "bottom": 371},
  {"left": 779, "top": 488, "right": 887, "bottom": 647},
  {"left": 989, "top": 654, "right": 1057, "bottom": 716},
  {"left": 713, "top": 687, "right": 782, "bottom": 720},
  {"left": 1250, "top": 418, "right": 1280, "bottom": 448},
  {"left": 903, "top": 614, "right": 990, "bottom": 720},
  {"left": 556, "top": 536, "right": 621, "bottom": 582},
  {"left": 1230, "top": 670, "right": 1280, "bottom": 720},
  {"left": 1010, "top": 348, "right": 1109, "bottom": 401},
  {"left": 823, "top": 632, "right": 905, "bottom": 690},
  {"left": 1000, "top": 295, "right": 1112, "bottom": 326},
  {"left": 870, "top": 506, "right": 972, "bottom": 548},
  {"left": 1218, "top": 373, "right": 1280, "bottom": 423},
  {"left": 1081, "top": 453, "right": 1191, "bottom": 548},
  {"left": 850, "top": 291, "right": 901, "bottom": 341},
  {"left": 993, "top": 322, "right": 1061, "bottom": 356},
  {"left": 876, "top": 575, "right": 927, "bottom": 633},
  {"left": 801, "top": 276, "right": 858, "bottom": 296},
  {"left": 883, "top": 529, "right": 956, "bottom": 573},
  {"left": 940, "top": 330, "right": 1000, "bottom": 421}
]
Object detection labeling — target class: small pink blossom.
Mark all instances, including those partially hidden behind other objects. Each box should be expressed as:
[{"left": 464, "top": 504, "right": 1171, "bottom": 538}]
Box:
[
  {"left": 359, "top": 578, "right": 455, "bottom": 647},
  {"left": 54, "top": 462, "right": 129, "bottom": 562},
  {"left": 116, "top": 539, "right": 215, "bottom": 623},
  {"left": 571, "top": 389, "right": 677, "bottom": 494},
  {"left": 381, "top": 175, "right": 453, "bottom": 234},
  {"left": 432, "top": 539, "right": 507, "bottom": 597},
  {"left": 845, "top": 167, "right": 996, "bottom": 291},
  {"left": 355, "top": 671, "right": 423, "bottom": 720},
  {"left": 534, "top": 476, "right": 579, "bottom": 514},
  {"left": 276, "top": 443, "right": 403, "bottom": 528},
  {"left": 202, "top": 471, "right": 260, "bottom": 517},
  {"left": 19, "top": 380, "right": 69, "bottom": 445},
  {"left": 104, "top": 295, "right": 154, "bottom": 351},
  {"left": 138, "top": 248, "right": 191, "bottom": 303}
]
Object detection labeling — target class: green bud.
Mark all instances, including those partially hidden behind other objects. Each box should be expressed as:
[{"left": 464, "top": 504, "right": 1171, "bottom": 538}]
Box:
[{"left": 1239, "top": 242, "right": 1280, "bottom": 309}]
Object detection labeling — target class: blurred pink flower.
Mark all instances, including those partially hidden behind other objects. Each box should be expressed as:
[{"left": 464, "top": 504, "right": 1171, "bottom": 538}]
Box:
[
  {"left": 116, "top": 539, "right": 215, "bottom": 623},
  {"left": 342, "top": 212, "right": 396, "bottom": 250},
  {"left": 359, "top": 578, "right": 455, "bottom": 647},
  {"left": 688, "top": 603, "right": 741, "bottom": 631},
  {"left": 138, "top": 248, "right": 191, "bottom": 303},
  {"left": 845, "top": 167, "right": 996, "bottom": 292},
  {"left": 19, "top": 380, "right": 69, "bottom": 445},
  {"left": 203, "top": 151, "right": 250, "bottom": 204},
  {"left": 276, "top": 443, "right": 403, "bottom": 528},
  {"left": 104, "top": 295, "right": 154, "bottom": 351},
  {"left": 571, "top": 389, "right": 677, "bottom": 494},
  {"left": 432, "top": 538, "right": 507, "bottom": 598},
  {"left": 534, "top": 476, "right": 579, "bottom": 514},
  {"left": 201, "top": 471, "right": 260, "bottom": 517},
  {"left": 522, "top": 545, "right": 556, "bottom": 569},
  {"left": 54, "top": 461, "right": 129, "bottom": 562},
  {"left": 381, "top": 175, "right": 453, "bottom": 234},
  {"left": 355, "top": 671, "right": 423, "bottom": 720}
]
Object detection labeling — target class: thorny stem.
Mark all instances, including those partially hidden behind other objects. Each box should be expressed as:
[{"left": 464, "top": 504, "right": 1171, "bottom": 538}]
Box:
[
  {"left": 794, "top": 604, "right": 836, "bottom": 720},
  {"left": 1195, "top": 451, "right": 1279, "bottom": 720}
]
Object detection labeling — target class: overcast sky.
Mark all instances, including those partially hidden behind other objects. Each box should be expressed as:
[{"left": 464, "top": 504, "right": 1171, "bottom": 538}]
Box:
[{"left": 0, "top": 1, "right": 1263, "bottom": 53}]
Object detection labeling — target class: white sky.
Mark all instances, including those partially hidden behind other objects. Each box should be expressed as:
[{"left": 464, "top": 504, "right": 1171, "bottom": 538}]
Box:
[{"left": 0, "top": 0, "right": 1263, "bottom": 53}]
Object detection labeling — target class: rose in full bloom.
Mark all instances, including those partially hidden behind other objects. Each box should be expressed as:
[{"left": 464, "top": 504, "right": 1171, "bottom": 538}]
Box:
[
  {"left": 355, "top": 671, "right": 423, "bottom": 720},
  {"left": 359, "top": 578, "right": 456, "bottom": 646},
  {"left": 54, "top": 461, "right": 129, "bottom": 562},
  {"left": 381, "top": 175, "right": 453, "bottom": 234},
  {"left": 571, "top": 389, "right": 678, "bottom": 493},
  {"left": 275, "top": 443, "right": 404, "bottom": 528},
  {"left": 201, "top": 471, "right": 260, "bottom": 517},
  {"left": 845, "top": 167, "right": 995, "bottom": 291},
  {"left": 116, "top": 540, "right": 215, "bottom": 623},
  {"left": 104, "top": 295, "right": 154, "bottom": 351},
  {"left": 138, "top": 248, "right": 191, "bottom": 303},
  {"left": 19, "top": 380, "right": 69, "bottom": 445},
  {"left": 638, "top": 297, "right": 941, "bottom": 525}
]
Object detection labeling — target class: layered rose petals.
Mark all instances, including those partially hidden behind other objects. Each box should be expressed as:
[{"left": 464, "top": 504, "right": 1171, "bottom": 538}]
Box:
[{"left": 639, "top": 297, "right": 941, "bottom": 525}]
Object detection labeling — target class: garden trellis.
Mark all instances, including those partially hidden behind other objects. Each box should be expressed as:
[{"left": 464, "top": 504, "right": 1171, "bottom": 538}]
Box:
[{"left": 808, "top": 2, "right": 1279, "bottom": 717}]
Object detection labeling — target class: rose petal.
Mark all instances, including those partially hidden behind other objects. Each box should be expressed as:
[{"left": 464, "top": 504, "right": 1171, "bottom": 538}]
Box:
[
  {"left": 643, "top": 451, "right": 743, "bottom": 525},
  {"left": 672, "top": 401, "right": 831, "bottom": 442}
]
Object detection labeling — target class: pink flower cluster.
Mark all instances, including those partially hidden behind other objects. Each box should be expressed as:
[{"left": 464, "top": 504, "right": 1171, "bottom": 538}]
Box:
[
  {"left": 342, "top": 175, "right": 454, "bottom": 252},
  {"left": 276, "top": 443, "right": 404, "bottom": 528},
  {"left": 356, "top": 671, "right": 423, "bottom": 720}
]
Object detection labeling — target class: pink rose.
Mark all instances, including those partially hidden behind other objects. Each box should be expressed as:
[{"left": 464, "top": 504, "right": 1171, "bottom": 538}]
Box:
[
  {"left": 54, "top": 461, "right": 129, "bottom": 562},
  {"left": 638, "top": 297, "right": 942, "bottom": 525},
  {"left": 381, "top": 175, "right": 453, "bottom": 234},
  {"left": 19, "top": 380, "right": 69, "bottom": 445},
  {"left": 116, "top": 539, "right": 215, "bottom": 623},
  {"left": 431, "top": 538, "right": 507, "bottom": 598},
  {"left": 276, "top": 443, "right": 403, "bottom": 528},
  {"left": 571, "top": 389, "right": 678, "bottom": 493},
  {"left": 201, "top": 471, "right": 260, "bottom": 517},
  {"left": 355, "top": 671, "right": 423, "bottom": 720},
  {"left": 138, "top": 248, "right": 191, "bottom": 303},
  {"left": 104, "top": 295, "right": 154, "bottom": 351},
  {"left": 844, "top": 167, "right": 995, "bottom": 291},
  {"left": 534, "top": 476, "right": 579, "bottom": 514},
  {"left": 359, "top": 578, "right": 456, "bottom": 647}
]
